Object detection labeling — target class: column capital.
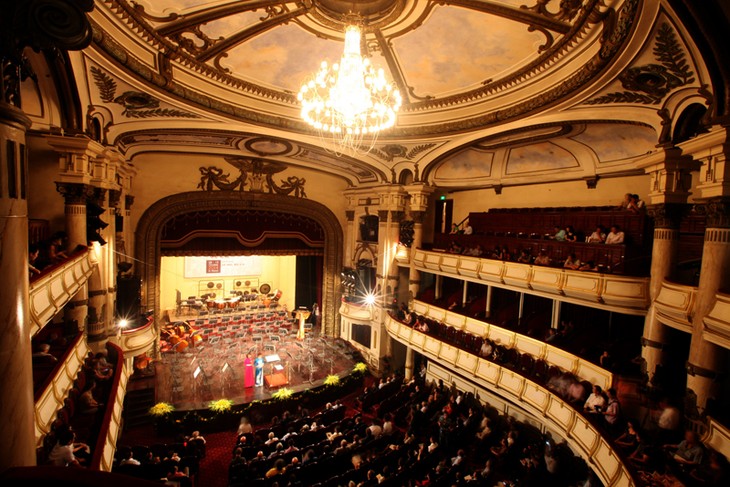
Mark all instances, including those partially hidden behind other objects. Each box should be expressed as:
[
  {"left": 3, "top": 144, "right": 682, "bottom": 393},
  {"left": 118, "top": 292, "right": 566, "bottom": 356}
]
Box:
[
  {"left": 647, "top": 203, "right": 690, "bottom": 229},
  {"left": 108, "top": 189, "right": 122, "bottom": 209},
  {"left": 410, "top": 210, "right": 426, "bottom": 225},
  {"left": 55, "top": 182, "right": 93, "bottom": 205},
  {"left": 377, "top": 209, "right": 389, "bottom": 220},
  {"left": 88, "top": 187, "right": 107, "bottom": 207},
  {"left": 345, "top": 210, "right": 355, "bottom": 222},
  {"left": 698, "top": 198, "right": 730, "bottom": 228},
  {"left": 390, "top": 210, "right": 406, "bottom": 223},
  {"left": 125, "top": 194, "right": 135, "bottom": 211}
]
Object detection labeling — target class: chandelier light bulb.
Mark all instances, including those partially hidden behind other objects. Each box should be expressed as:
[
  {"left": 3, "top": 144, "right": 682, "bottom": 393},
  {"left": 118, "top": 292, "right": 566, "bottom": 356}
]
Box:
[{"left": 298, "top": 24, "right": 401, "bottom": 155}]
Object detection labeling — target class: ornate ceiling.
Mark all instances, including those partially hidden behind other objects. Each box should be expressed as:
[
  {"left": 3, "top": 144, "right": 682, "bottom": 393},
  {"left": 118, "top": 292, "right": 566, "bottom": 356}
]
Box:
[{"left": 43, "top": 0, "right": 714, "bottom": 188}]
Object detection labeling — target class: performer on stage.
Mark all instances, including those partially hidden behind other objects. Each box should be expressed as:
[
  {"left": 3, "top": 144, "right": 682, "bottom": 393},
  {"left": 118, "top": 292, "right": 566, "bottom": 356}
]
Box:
[
  {"left": 244, "top": 353, "right": 254, "bottom": 388},
  {"left": 254, "top": 353, "right": 264, "bottom": 386}
]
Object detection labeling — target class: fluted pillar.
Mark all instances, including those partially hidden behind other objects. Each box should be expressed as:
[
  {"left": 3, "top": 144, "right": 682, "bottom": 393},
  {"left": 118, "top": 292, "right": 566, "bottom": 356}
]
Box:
[
  {"left": 641, "top": 204, "right": 685, "bottom": 380},
  {"left": 686, "top": 200, "right": 730, "bottom": 411},
  {"left": 0, "top": 102, "right": 35, "bottom": 469},
  {"left": 86, "top": 188, "right": 107, "bottom": 344},
  {"left": 344, "top": 210, "right": 355, "bottom": 266}
]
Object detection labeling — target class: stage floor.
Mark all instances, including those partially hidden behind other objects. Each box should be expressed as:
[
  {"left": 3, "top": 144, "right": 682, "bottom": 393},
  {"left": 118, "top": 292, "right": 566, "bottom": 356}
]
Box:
[{"left": 154, "top": 333, "right": 360, "bottom": 411}]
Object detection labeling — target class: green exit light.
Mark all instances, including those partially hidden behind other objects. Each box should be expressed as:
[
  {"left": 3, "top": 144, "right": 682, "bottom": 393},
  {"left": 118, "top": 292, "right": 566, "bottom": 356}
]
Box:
[{"left": 439, "top": 195, "right": 446, "bottom": 200}]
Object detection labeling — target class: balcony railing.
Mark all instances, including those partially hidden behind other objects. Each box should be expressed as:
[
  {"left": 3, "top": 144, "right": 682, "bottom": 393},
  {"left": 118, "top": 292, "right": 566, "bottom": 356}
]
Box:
[
  {"left": 412, "top": 300, "right": 613, "bottom": 389},
  {"left": 654, "top": 279, "right": 697, "bottom": 333},
  {"left": 411, "top": 249, "right": 650, "bottom": 315},
  {"left": 384, "top": 314, "right": 635, "bottom": 487},
  {"left": 113, "top": 318, "right": 157, "bottom": 358},
  {"left": 29, "top": 249, "right": 94, "bottom": 338},
  {"left": 34, "top": 334, "right": 89, "bottom": 445},
  {"left": 90, "top": 343, "right": 130, "bottom": 471},
  {"left": 703, "top": 291, "right": 730, "bottom": 350}
]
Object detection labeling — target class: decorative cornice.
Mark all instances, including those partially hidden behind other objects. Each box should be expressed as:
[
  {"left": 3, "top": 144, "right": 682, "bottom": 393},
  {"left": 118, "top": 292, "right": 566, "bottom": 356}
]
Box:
[
  {"left": 703, "top": 199, "right": 730, "bottom": 229},
  {"left": 410, "top": 210, "right": 425, "bottom": 225}
]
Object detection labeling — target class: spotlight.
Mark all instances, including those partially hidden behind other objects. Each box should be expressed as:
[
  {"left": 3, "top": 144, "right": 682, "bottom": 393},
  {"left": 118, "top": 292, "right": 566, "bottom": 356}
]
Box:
[
  {"left": 364, "top": 293, "right": 376, "bottom": 306},
  {"left": 118, "top": 319, "right": 129, "bottom": 329}
]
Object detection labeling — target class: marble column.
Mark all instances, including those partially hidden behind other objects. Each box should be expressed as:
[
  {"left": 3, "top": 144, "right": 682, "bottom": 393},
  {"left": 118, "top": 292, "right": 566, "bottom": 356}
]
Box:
[
  {"left": 56, "top": 183, "right": 90, "bottom": 333},
  {"left": 485, "top": 286, "right": 493, "bottom": 318},
  {"left": 344, "top": 210, "right": 355, "bottom": 266},
  {"left": 686, "top": 200, "right": 730, "bottom": 411},
  {"left": 106, "top": 190, "right": 120, "bottom": 337},
  {"left": 551, "top": 300, "right": 561, "bottom": 329},
  {"left": 404, "top": 347, "right": 414, "bottom": 381},
  {"left": 407, "top": 211, "right": 425, "bottom": 305},
  {"left": 641, "top": 204, "right": 684, "bottom": 380},
  {"left": 0, "top": 101, "right": 36, "bottom": 469},
  {"left": 86, "top": 188, "right": 107, "bottom": 344}
]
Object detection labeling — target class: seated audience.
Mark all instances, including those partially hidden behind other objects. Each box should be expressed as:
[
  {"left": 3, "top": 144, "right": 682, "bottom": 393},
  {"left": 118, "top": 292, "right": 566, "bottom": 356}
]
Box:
[
  {"left": 605, "top": 225, "right": 625, "bottom": 244},
  {"left": 48, "top": 429, "right": 88, "bottom": 467},
  {"left": 602, "top": 388, "right": 622, "bottom": 431},
  {"left": 587, "top": 226, "right": 606, "bottom": 243},
  {"left": 552, "top": 226, "right": 566, "bottom": 241},
  {"left": 565, "top": 225, "right": 577, "bottom": 242},
  {"left": 664, "top": 430, "right": 704, "bottom": 469},
  {"left": 517, "top": 249, "right": 531, "bottom": 264},
  {"left": 584, "top": 385, "right": 606, "bottom": 412},
  {"left": 29, "top": 244, "right": 42, "bottom": 276},
  {"left": 78, "top": 381, "right": 103, "bottom": 414},
  {"left": 450, "top": 223, "right": 460, "bottom": 234},
  {"left": 563, "top": 253, "right": 581, "bottom": 270},
  {"left": 463, "top": 220, "right": 473, "bottom": 235},
  {"left": 533, "top": 250, "right": 550, "bottom": 266},
  {"left": 120, "top": 450, "right": 141, "bottom": 466},
  {"left": 32, "top": 343, "right": 58, "bottom": 362},
  {"left": 614, "top": 421, "right": 640, "bottom": 451},
  {"left": 628, "top": 193, "right": 645, "bottom": 213}
]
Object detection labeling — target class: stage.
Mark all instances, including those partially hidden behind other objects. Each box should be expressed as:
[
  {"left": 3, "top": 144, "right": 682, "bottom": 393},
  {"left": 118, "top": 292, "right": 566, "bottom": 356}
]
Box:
[{"left": 154, "top": 313, "right": 361, "bottom": 411}]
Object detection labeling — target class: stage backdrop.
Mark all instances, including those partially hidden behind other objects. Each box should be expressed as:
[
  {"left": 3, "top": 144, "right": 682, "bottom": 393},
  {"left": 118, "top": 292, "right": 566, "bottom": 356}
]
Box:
[{"left": 160, "top": 255, "right": 296, "bottom": 312}]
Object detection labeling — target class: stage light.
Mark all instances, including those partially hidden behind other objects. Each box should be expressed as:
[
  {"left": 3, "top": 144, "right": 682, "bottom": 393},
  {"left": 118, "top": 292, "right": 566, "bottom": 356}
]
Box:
[
  {"left": 118, "top": 319, "right": 129, "bottom": 329},
  {"left": 364, "top": 293, "right": 376, "bottom": 306}
]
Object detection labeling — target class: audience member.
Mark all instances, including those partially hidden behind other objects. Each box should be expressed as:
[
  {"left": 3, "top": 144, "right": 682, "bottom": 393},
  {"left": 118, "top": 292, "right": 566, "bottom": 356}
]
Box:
[
  {"left": 48, "top": 429, "right": 83, "bottom": 467},
  {"left": 552, "top": 226, "right": 566, "bottom": 241},
  {"left": 563, "top": 253, "right": 581, "bottom": 270},
  {"left": 584, "top": 385, "right": 606, "bottom": 412},
  {"left": 29, "top": 244, "right": 42, "bottom": 276},
  {"left": 463, "top": 220, "right": 473, "bottom": 235},
  {"left": 664, "top": 430, "right": 704, "bottom": 469},
  {"left": 32, "top": 343, "right": 57, "bottom": 362},
  {"left": 120, "top": 450, "right": 140, "bottom": 466},
  {"left": 78, "top": 381, "right": 103, "bottom": 414},
  {"left": 605, "top": 225, "right": 625, "bottom": 244},
  {"left": 533, "top": 250, "right": 550, "bottom": 266},
  {"left": 565, "top": 225, "right": 577, "bottom": 242},
  {"left": 587, "top": 226, "right": 606, "bottom": 243}
]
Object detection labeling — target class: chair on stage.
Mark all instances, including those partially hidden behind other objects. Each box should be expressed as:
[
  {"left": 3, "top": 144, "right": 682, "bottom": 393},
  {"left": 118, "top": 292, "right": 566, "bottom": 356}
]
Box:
[
  {"left": 252, "top": 334, "right": 263, "bottom": 345},
  {"left": 264, "top": 342, "right": 276, "bottom": 353},
  {"left": 208, "top": 335, "right": 221, "bottom": 345}
]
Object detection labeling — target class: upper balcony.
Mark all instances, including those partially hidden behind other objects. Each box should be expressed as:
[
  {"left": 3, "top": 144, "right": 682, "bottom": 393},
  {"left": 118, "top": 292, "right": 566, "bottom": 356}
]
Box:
[
  {"left": 29, "top": 249, "right": 94, "bottom": 338},
  {"left": 703, "top": 292, "right": 730, "bottom": 350},
  {"left": 410, "top": 249, "right": 650, "bottom": 315},
  {"left": 654, "top": 279, "right": 697, "bottom": 334}
]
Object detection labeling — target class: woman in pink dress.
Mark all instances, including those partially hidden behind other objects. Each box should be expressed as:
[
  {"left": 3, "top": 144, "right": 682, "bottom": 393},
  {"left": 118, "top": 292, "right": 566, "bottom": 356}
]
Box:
[{"left": 244, "top": 353, "right": 254, "bottom": 388}]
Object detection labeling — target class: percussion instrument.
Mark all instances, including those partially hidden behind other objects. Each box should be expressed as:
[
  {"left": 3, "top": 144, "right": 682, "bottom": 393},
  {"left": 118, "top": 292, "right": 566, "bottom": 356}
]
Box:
[
  {"left": 206, "top": 299, "right": 215, "bottom": 309},
  {"left": 272, "top": 289, "right": 282, "bottom": 301},
  {"left": 172, "top": 340, "right": 188, "bottom": 352},
  {"left": 215, "top": 300, "right": 226, "bottom": 309}
]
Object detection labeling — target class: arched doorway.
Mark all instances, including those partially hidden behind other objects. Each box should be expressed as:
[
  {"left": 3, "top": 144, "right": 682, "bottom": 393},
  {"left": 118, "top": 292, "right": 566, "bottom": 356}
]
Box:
[{"left": 135, "top": 191, "right": 343, "bottom": 336}]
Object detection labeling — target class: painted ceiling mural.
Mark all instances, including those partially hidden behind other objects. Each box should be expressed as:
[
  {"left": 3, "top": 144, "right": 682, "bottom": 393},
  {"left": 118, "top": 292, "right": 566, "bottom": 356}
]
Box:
[{"left": 78, "top": 0, "right": 711, "bottom": 188}]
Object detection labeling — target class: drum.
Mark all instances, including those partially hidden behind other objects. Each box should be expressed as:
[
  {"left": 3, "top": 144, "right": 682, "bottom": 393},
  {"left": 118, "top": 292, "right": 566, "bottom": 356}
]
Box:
[
  {"left": 206, "top": 299, "right": 215, "bottom": 309},
  {"left": 191, "top": 334, "right": 203, "bottom": 345},
  {"left": 172, "top": 340, "right": 188, "bottom": 352},
  {"left": 272, "top": 289, "right": 282, "bottom": 301},
  {"left": 227, "top": 298, "right": 238, "bottom": 309},
  {"left": 216, "top": 300, "right": 226, "bottom": 309}
]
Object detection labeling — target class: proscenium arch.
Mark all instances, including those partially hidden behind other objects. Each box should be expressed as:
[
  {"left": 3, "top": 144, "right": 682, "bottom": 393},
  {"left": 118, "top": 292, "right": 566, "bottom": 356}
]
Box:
[{"left": 135, "top": 191, "right": 343, "bottom": 337}]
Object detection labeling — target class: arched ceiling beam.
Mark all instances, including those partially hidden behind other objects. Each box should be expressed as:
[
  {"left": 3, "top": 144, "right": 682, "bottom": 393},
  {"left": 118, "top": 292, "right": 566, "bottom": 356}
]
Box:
[
  {"left": 157, "top": 0, "right": 291, "bottom": 36},
  {"left": 444, "top": 0, "right": 570, "bottom": 34}
]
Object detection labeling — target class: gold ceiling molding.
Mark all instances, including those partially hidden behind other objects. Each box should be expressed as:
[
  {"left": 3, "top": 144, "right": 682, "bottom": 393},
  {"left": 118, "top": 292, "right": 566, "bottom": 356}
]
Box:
[{"left": 88, "top": 0, "right": 642, "bottom": 138}]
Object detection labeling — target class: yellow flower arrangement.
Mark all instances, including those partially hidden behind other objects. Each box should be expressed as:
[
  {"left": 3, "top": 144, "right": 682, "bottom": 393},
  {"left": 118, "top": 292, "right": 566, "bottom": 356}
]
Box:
[
  {"left": 149, "top": 402, "right": 174, "bottom": 417},
  {"left": 353, "top": 362, "right": 368, "bottom": 374},
  {"left": 272, "top": 388, "right": 293, "bottom": 400},
  {"left": 324, "top": 374, "right": 340, "bottom": 386},
  {"left": 209, "top": 398, "right": 233, "bottom": 413}
]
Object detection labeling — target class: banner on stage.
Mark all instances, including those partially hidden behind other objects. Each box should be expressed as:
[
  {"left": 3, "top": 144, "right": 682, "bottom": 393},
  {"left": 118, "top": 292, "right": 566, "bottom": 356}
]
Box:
[{"left": 184, "top": 255, "right": 262, "bottom": 278}]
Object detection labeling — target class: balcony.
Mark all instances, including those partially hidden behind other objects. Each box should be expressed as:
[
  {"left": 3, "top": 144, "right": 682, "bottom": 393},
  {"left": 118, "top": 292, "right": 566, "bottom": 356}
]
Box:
[
  {"left": 29, "top": 249, "right": 94, "bottom": 338},
  {"left": 113, "top": 318, "right": 157, "bottom": 358},
  {"left": 384, "top": 314, "right": 634, "bottom": 487},
  {"left": 411, "top": 300, "right": 613, "bottom": 390},
  {"left": 411, "top": 249, "right": 650, "bottom": 315},
  {"left": 654, "top": 280, "right": 697, "bottom": 333},
  {"left": 34, "top": 334, "right": 89, "bottom": 444},
  {"left": 703, "top": 292, "right": 730, "bottom": 350}
]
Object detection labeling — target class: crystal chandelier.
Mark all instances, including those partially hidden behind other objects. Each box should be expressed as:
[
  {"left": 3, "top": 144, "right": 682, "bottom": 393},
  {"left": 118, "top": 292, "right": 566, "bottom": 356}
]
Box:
[{"left": 298, "top": 24, "right": 402, "bottom": 154}]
